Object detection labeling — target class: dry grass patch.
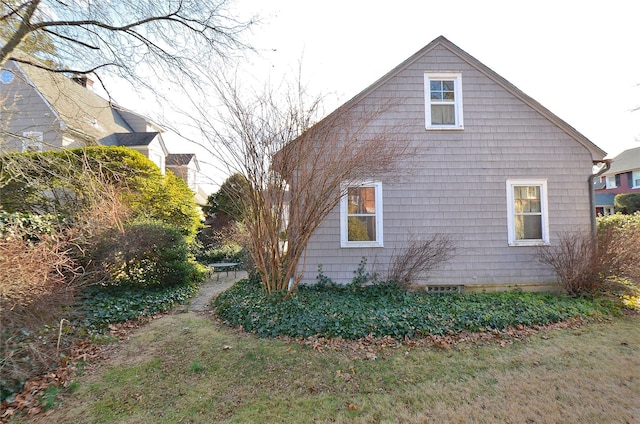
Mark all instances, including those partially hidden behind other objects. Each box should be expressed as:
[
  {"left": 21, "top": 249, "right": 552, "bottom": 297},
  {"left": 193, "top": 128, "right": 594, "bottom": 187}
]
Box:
[{"left": 9, "top": 313, "right": 640, "bottom": 424}]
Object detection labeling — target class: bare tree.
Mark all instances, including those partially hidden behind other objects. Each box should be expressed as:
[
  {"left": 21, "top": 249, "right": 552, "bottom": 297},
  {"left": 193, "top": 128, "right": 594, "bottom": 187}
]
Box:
[
  {"left": 186, "top": 75, "right": 408, "bottom": 295},
  {"left": 0, "top": 0, "right": 254, "bottom": 95}
]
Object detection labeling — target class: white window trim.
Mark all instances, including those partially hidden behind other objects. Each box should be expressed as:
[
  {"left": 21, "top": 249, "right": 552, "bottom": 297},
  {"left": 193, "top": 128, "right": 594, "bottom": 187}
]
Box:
[
  {"left": 605, "top": 175, "right": 617, "bottom": 189},
  {"left": 340, "top": 181, "right": 383, "bottom": 248},
  {"left": 424, "top": 72, "right": 464, "bottom": 130},
  {"left": 632, "top": 170, "right": 640, "bottom": 189},
  {"left": 506, "top": 179, "right": 549, "bottom": 246}
]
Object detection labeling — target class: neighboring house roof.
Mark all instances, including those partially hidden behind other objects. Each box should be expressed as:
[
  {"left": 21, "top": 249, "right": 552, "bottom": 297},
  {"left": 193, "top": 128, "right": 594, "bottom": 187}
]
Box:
[
  {"left": 166, "top": 153, "right": 201, "bottom": 173},
  {"left": 294, "top": 36, "right": 606, "bottom": 160},
  {"left": 9, "top": 59, "right": 133, "bottom": 142},
  {"left": 595, "top": 193, "right": 616, "bottom": 207},
  {"left": 114, "top": 132, "right": 160, "bottom": 147},
  {"left": 166, "top": 153, "right": 198, "bottom": 167},
  {"left": 112, "top": 105, "right": 165, "bottom": 134},
  {"left": 3, "top": 55, "right": 207, "bottom": 199},
  {"left": 602, "top": 146, "right": 640, "bottom": 176}
]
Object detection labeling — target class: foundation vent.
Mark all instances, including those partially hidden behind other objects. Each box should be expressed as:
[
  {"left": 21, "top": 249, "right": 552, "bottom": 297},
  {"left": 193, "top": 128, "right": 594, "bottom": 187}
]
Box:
[{"left": 426, "top": 285, "right": 464, "bottom": 294}]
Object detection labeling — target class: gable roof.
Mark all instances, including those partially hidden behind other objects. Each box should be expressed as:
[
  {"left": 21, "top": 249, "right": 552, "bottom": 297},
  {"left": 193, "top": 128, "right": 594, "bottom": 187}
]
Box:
[
  {"left": 9, "top": 58, "right": 133, "bottom": 142},
  {"left": 603, "top": 146, "right": 640, "bottom": 176},
  {"left": 114, "top": 132, "right": 159, "bottom": 147},
  {"left": 308, "top": 36, "right": 606, "bottom": 159},
  {"left": 166, "top": 153, "right": 199, "bottom": 170}
]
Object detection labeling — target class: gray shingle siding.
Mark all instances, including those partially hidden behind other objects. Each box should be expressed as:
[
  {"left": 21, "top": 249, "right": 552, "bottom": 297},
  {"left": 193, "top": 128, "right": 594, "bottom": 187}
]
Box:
[{"left": 297, "top": 39, "right": 601, "bottom": 288}]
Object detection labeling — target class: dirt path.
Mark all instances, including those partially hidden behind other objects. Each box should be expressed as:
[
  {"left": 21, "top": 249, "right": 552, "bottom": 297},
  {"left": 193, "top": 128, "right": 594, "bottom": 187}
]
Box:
[{"left": 186, "top": 270, "right": 248, "bottom": 312}]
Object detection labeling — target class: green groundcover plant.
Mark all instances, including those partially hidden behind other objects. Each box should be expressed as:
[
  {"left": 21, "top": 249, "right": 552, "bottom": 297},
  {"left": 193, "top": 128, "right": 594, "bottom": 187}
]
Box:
[
  {"left": 214, "top": 279, "right": 618, "bottom": 340},
  {"left": 79, "top": 284, "right": 199, "bottom": 331}
]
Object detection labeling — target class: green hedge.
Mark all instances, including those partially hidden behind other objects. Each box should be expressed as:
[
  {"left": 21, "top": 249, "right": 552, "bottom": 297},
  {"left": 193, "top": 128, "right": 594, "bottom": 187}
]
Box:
[
  {"left": 214, "top": 280, "right": 616, "bottom": 340},
  {"left": 89, "top": 219, "right": 205, "bottom": 288}
]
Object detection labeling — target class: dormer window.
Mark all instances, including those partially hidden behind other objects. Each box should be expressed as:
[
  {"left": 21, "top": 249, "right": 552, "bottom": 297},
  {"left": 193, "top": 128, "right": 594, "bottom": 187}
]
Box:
[{"left": 425, "top": 72, "right": 463, "bottom": 129}]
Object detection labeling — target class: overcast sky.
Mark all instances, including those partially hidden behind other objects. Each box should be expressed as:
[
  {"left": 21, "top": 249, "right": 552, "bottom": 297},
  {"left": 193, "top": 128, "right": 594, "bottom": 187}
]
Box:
[
  {"left": 109, "top": 0, "right": 639, "bottom": 189},
  {"left": 232, "top": 0, "right": 639, "bottom": 158}
]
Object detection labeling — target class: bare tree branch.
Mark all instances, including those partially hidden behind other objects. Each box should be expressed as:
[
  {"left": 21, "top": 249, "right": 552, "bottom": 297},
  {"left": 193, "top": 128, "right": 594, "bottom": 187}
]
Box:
[
  {"left": 181, "top": 71, "right": 409, "bottom": 295},
  {"left": 0, "top": 0, "right": 255, "bottom": 97}
]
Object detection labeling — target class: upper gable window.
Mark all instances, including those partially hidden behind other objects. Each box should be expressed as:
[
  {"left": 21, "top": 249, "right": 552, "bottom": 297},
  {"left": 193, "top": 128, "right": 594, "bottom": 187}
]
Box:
[{"left": 424, "top": 73, "right": 463, "bottom": 130}]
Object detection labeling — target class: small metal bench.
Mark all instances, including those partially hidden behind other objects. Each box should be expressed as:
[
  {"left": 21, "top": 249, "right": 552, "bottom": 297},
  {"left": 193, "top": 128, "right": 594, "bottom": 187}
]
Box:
[{"left": 208, "top": 262, "right": 240, "bottom": 280}]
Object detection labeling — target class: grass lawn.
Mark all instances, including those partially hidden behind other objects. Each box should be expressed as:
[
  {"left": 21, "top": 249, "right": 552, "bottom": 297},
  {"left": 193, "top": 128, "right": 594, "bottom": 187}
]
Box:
[{"left": 11, "top": 311, "right": 640, "bottom": 424}]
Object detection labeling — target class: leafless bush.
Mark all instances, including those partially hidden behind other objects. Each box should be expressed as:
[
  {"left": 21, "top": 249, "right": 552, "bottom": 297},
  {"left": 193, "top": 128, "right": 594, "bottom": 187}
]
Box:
[
  {"left": 0, "top": 231, "right": 75, "bottom": 310},
  {"left": 537, "top": 233, "right": 604, "bottom": 296},
  {"left": 0, "top": 224, "right": 78, "bottom": 398},
  {"left": 537, "top": 220, "right": 640, "bottom": 296},
  {"left": 0, "top": 190, "right": 130, "bottom": 398},
  {"left": 387, "top": 234, "right": 456, "bottom": 287}
]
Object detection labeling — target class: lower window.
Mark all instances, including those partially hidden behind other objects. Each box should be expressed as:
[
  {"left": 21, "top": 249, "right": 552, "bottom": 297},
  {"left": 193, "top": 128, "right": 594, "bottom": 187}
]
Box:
[
  {"left": 506, "top": 179, "right": 549, "bottom": 246},
  {"left": 340, "top": 181, "right": 383, "bottom": 247}
]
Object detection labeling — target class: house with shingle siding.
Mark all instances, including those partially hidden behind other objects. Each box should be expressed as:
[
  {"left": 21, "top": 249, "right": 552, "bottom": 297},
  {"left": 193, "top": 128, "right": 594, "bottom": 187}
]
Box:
[
  {"left": 292, "top": 36, "right": 607, "bottom": 291},
  {"left": 0, "top": 56, "right": 201, "bottom": 191}
]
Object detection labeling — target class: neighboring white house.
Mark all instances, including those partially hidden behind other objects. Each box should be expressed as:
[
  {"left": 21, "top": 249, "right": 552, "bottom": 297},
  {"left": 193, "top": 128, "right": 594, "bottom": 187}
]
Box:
[
  {"left": 289, "top": 36, "right": 607, "bottom": 291},
  {"left": 0, "top": 55, "right": 201, "bottom": 193}
]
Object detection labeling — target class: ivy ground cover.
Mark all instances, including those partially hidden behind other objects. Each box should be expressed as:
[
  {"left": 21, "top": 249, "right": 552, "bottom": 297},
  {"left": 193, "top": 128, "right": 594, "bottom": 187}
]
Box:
[{"left": 214, "top": 280, "right": 617, "bottom": 339}]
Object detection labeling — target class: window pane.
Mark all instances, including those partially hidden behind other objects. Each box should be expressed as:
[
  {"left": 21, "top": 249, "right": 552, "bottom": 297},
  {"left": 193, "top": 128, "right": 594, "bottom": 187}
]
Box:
[
  {"left": 526, "top": 186, "right": 540, "bottom": 199},
  {"left": 431, "top": 105, "right": 455, "bottom": 125},
  {"left": 348, "top": 187, "right": 375, "bottom": 214},
  {"left": 514, "top": 199, "right": 524, "bottom": 213},
  {"left": 430, "top": 80, "right": 454, "bottom": 102},
  {"left": 515, "top": 215, "right": 542, "bottom": 240},
  {"left": 348, "top": 216, "right": 376, "bottom": 241},
  {"left": 514, "top": 186, "right": 541, "bottom": 212}
]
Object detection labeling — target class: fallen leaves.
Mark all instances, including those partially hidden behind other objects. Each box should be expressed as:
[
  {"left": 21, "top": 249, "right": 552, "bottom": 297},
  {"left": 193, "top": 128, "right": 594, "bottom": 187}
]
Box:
[
  {"left": 302, "top": 334, "right": 402, "bottom": 359},
  {"left": 288, "top": 318, "right": 587, "bottom": 360},
  {"left": 1, "top": 316, "right": 153, "bottom": 422}
]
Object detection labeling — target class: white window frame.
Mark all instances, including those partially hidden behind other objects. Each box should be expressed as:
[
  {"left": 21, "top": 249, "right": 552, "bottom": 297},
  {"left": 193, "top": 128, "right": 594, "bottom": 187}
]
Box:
[
  {"left": 424, "top": 72, "right": 464, "bottom": 130},
  {"left": 506, "top": 179, "right": 549, "bottom": 246},
  {"left": 632, "top": 170, "right": 640, "bottom": 189},
  {"left": 340, "top": 181, "right": 383, "bottom": 248},
  {"left": 21, "top": 131, "right": 43, "bottom": 152},
  {"left": 605, "top": 175, "right": 617, "bottom": 189}
]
